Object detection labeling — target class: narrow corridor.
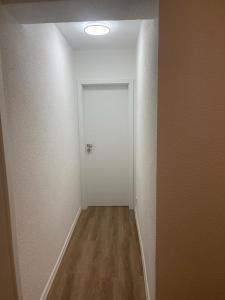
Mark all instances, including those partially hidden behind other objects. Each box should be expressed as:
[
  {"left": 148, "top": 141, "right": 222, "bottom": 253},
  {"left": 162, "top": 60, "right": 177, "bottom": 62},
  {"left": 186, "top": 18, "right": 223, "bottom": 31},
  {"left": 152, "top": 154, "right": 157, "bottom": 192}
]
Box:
[{"left": 47, "top": 207, "right": 146, "bottom": 300}]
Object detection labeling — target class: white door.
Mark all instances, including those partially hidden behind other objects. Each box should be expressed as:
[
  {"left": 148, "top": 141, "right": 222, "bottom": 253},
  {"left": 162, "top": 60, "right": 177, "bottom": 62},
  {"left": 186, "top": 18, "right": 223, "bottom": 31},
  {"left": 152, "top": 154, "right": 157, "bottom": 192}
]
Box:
[{"left": 81, "top": 83, "right": 133, "bottom": 207}]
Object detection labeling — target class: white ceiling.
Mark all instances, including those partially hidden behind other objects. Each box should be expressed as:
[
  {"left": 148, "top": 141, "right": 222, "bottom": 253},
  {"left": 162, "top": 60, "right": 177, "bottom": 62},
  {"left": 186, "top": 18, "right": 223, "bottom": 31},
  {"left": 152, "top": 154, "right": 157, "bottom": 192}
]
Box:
[{"left": 56, "top": 20, "right": 141, "bottom": 50}]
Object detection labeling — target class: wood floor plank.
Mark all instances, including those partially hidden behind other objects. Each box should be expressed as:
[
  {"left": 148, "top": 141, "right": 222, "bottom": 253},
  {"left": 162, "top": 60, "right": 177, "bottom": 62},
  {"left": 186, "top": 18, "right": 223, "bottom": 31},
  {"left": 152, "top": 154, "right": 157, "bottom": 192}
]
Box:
[{"left": 47, "top": 207, "right": 146, "bottom": 300}]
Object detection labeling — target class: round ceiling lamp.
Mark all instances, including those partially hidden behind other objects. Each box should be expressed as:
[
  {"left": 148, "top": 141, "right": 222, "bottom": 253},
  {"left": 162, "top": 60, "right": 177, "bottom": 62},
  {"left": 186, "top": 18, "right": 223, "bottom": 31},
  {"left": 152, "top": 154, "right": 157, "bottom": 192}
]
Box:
[{"left": 84, "top": 23, "right": 110, "bottom": 36}]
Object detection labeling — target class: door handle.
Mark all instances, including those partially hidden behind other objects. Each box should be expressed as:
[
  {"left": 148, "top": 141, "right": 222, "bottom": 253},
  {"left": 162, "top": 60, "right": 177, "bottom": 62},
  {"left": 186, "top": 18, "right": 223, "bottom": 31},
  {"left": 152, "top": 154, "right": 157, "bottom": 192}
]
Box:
[{"left": 86, "top": 144, "right": 93, "bottom": 153}]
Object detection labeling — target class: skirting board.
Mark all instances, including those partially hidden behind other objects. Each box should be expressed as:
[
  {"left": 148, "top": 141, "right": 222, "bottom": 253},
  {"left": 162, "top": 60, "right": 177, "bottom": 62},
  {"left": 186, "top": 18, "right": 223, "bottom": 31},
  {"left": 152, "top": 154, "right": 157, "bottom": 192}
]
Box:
[
  {"left": 134, "top": 207, "right": 150, "bottom": 300},
  {"left": 40, "top": 207, "right": 82, "bottom": 300}
]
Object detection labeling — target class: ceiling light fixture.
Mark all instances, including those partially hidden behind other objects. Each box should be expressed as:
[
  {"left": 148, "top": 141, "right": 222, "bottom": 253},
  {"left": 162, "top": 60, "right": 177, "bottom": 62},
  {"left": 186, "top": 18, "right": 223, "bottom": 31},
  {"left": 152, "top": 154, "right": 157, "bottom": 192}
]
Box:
[{"left": 84, "top": 23, "right": 110, "bottom": 36}]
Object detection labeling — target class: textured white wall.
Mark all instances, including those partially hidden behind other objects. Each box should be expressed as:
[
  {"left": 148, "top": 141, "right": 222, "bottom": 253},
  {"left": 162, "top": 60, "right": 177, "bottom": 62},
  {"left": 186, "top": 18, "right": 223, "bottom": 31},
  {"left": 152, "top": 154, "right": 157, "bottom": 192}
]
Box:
[
  {"left": 135, "top": 20, "right": 158, "bottom": 300},
  {"left": 74, "top": 48, "right": 136, "bottom": 80},
  {"left": 0, "top": 13, "right": 81, "bottom": 300}
]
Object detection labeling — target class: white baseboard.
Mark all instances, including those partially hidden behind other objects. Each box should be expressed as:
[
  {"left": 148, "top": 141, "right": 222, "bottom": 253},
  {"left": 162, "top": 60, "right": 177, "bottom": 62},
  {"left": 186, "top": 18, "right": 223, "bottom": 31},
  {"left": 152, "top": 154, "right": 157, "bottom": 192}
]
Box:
[
  {"left": 134, "top": 207, "right": 150, "bottom": 300},
  {"left": 40, "top": 207, "right": 82, "bottom": 300}
]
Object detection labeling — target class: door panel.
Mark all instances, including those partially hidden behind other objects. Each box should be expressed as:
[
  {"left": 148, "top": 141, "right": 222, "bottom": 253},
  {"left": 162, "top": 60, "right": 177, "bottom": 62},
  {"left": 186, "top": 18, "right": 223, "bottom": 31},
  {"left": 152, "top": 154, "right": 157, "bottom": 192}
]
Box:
[{"left": 83, "top": 83, "right": 133, "bottom": 207}]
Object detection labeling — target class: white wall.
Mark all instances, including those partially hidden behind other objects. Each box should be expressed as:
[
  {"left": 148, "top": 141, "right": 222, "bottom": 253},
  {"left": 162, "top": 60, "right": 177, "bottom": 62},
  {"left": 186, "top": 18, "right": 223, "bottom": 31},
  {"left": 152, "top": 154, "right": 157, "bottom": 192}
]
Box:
[
  {"left": 74, "top": 48, "right": 136, "bottom": 80},
  {"left": 0, "top": 10, "right": 81, "bottom": 300},
  {"left": 135, "top": 20, "right": 158, "bottom": 300}
]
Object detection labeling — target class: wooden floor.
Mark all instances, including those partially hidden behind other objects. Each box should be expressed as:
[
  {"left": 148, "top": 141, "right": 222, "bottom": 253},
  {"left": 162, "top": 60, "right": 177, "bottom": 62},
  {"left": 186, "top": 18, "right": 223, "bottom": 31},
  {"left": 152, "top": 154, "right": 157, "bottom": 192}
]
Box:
[{"left": 47, "top": 207, "right": 146, "bottom": 300}]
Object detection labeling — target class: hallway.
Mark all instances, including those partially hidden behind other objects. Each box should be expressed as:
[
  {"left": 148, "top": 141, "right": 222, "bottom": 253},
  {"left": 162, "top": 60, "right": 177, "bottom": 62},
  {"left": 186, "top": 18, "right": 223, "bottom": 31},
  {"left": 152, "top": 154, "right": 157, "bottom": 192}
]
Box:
[
  {"left": 47, "top": 207, "right": 146, "bottom": 300},
  {"left": 1, "top": 0, "right": 225, "bottom": 299}
]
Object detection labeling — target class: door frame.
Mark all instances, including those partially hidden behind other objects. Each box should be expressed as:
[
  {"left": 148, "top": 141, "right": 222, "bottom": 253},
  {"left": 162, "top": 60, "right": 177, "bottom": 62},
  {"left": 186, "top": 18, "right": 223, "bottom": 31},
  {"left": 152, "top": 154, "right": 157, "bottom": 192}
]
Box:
[
  {"left": 0, "top": 118, "right": 19, "bottom": 300},
  {"left": 77, "top": 79, "right": 134, "bottom": 209}
]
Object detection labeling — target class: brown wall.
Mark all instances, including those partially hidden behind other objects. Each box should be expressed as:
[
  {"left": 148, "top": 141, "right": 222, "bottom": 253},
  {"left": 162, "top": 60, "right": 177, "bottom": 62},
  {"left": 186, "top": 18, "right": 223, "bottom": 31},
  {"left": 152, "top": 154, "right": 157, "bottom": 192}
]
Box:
[{"left": 156, "top": 1, "right": 225, "bottom": 299}]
